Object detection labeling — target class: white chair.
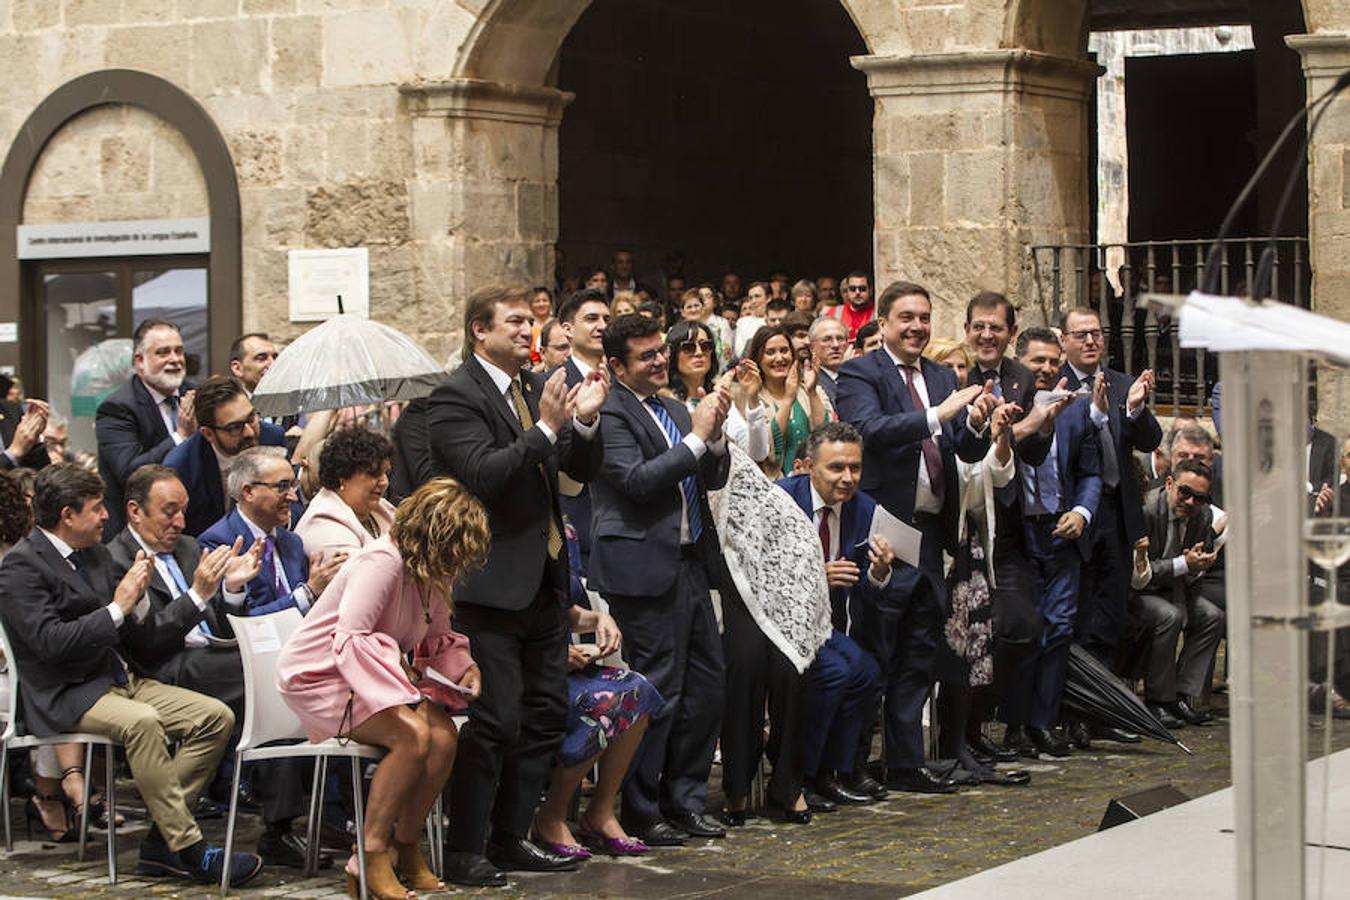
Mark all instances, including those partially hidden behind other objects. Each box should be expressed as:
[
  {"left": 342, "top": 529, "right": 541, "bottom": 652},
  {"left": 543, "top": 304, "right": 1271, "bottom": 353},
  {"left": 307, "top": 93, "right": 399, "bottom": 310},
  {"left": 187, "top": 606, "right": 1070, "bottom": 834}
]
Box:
[
  {"left": 0, "top": 619, "right": 119, "bottom": 883},
  {"left": 222, "top": 610, "right": 445, "bottom": 898}
]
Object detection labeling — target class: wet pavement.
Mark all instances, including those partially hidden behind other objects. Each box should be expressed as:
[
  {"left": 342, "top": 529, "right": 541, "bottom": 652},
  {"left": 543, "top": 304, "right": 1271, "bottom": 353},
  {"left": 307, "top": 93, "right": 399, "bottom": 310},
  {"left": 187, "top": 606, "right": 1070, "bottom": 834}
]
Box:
[{"left": 1, "top": 698, "right": 1346, "bottom": 899}]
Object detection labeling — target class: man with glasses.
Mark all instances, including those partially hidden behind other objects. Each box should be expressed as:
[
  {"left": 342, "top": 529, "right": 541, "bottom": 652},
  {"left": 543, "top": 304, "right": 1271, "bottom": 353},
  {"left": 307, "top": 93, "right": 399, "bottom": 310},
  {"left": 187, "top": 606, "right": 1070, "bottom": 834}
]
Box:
[
  {"left": 820, "top": 271, "right": 875, "bottom": 341},
  {"left": 1130, "top": 459, "right": 1225, "bottom": 728},
  {"left": 198, "top": 446, "right": 345, "bottom": 617},
  {"left": 810, "top": 316, "right": 849, "bottom": 404},
  {"left": 1058, "top": 307, "right": 1162, "bottom": 667},
  {"left": 164, "top": 375, "right": 287, "bottom": 538},
  {"left": 589, "top": 313, "right": 732, "bottom": 845}
]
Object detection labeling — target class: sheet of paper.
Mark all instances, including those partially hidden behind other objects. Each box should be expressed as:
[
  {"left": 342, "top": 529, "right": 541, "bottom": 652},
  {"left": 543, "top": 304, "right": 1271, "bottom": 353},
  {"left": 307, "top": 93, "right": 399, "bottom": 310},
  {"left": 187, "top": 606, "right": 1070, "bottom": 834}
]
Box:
[
  {"left": 250, "top": 618, "right": 281, "bottom": 653},
  {"left": 865, "top": 504, "right": 923, "bottom": 567},
  {"left": 1034, "top": 386, "right": 1089, "bottom": 406},
  {"left": 425, "top": 667, "right": 475, "bottom": 694}
]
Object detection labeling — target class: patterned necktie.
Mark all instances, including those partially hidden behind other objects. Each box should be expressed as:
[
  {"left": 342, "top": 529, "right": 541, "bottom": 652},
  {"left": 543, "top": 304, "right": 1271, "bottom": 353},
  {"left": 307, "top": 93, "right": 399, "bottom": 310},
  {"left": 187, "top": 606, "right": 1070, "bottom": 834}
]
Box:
[
  {"left": 818, "top": 507, "right": 833, "bottom": 563},
  {"left": 643, "top": 396, "right": 704, "bottom": 543},
  {"left": 903, "top": 366, "right": 945, "bottom": 505},
  {"left": 163, "top": 394, "right": 179, "bottom": 432},
  {"left": 508, "top": 379, "right": 564, "bottom": 560},
  {"left": 158, "top": 551, "right": 214, "bottom": 639},
  {"left": 261, "top": 535, "right": 287, "bottom": 600}
]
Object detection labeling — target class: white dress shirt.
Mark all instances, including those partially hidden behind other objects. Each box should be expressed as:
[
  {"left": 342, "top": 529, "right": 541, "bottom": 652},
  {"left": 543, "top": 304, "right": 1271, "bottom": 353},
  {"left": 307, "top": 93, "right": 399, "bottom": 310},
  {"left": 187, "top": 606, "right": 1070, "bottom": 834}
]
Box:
[
  {"left": 128, "top": 529, "right": 246, "bottom": 648},
  {"left": 39, "top": 528, "right": 126, "bottom": 627},
  {"left": 143, "top": 380, "right": 184, "bottom": 446},
  {"left": 476, "top": 353, "right": 599, "bottom": 443},
  {"left": 883, "top": 346, "right": 944, "bottom": 515}
]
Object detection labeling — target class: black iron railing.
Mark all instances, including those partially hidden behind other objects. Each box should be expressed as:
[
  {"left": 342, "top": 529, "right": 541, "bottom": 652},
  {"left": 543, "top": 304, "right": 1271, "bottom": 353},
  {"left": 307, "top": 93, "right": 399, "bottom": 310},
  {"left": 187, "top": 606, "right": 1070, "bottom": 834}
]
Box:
[{"left": 1027, "top": 237, "right": 1310, "bottom": 414}]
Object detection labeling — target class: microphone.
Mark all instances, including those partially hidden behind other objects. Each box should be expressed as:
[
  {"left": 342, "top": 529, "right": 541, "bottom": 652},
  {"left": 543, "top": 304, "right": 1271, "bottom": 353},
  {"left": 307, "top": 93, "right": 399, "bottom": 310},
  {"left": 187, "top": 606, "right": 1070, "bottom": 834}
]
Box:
[{"left": 1200, "top": 68, "right": 1350, "bottom": 297}]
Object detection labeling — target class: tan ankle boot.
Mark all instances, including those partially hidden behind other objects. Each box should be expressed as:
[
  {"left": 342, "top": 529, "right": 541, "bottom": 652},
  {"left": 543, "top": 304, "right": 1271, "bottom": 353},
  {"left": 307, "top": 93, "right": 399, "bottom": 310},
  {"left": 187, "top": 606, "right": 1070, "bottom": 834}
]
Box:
[
  {"left": 392, "top": 838, "right": 443, "bottom": 891},
  {"left": 345, "top": 845, "right": 411, "bottom": 900}
]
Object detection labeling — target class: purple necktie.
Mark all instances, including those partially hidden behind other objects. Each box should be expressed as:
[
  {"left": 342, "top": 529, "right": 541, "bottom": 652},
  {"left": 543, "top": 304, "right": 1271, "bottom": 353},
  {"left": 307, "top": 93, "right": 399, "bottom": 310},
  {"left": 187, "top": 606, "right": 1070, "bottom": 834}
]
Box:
[
  {"left": 904, "top": 366, "right": 945, "bottom": 505},
  {"left": 261, "top": 535, "right": 286, "bottom": 599}
]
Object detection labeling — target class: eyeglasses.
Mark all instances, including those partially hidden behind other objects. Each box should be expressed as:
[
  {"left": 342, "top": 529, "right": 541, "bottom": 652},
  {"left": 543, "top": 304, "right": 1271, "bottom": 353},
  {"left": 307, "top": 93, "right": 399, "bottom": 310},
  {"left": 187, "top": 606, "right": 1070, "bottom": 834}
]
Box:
[
  {"left": 632, "top": 346, "right": 670, "bottom": 364},
  {"left": 678, "top": 339, "right": 715, "bottom": 355},
  {"left": 1176, "top": 483, "right": 1211, "bottom": 505},
  {"left": 210, "top": 409, "right": 260, "bottom": 436},
  {"left": 250, "top": 479, "right": 298, "bottom": 496},
  {"left": 845, "top": 284, "right": 869, "bottom": 293},
  {"left": 1065, "top": 328, "right": 1104, "bottom": 344},
  {"left": 968, "top": 322, "right": 1008, "bottom": 335}
]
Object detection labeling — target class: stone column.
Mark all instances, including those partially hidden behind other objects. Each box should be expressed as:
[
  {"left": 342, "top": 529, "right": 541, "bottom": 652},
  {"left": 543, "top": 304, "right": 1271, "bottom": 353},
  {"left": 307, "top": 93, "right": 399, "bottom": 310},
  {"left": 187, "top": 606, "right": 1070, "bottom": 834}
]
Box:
[
  {"left": 399, "top": 78, "right": 573, "bottom": 357},
  {"left": 1286, "top": 33, "right": 1350, "bottom": 430},
  {"left": 853, "top": 49, "right": 1102, "bottom": 334}
]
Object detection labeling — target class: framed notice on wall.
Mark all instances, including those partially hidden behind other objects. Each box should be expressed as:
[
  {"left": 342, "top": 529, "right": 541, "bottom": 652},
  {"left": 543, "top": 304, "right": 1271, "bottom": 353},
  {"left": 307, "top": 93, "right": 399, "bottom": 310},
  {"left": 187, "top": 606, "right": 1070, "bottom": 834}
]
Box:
[{"left": 287, "top": 248, "right": 369, "bottom": 321}]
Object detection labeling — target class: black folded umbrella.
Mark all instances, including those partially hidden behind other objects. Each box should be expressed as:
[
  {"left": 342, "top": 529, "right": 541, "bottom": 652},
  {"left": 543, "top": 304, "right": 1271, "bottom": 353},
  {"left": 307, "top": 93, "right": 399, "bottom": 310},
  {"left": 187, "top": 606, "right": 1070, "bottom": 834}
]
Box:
[{"left": 1062, "top": 643, "right": 1192, "bottom": 754}]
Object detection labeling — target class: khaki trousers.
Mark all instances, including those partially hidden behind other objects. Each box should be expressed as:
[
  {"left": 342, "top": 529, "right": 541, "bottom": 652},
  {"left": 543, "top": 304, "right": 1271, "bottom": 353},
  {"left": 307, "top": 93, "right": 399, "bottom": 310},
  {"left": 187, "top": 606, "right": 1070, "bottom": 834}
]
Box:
[{"left": 75, "top": 673, "right": 234, "bottom": 851}]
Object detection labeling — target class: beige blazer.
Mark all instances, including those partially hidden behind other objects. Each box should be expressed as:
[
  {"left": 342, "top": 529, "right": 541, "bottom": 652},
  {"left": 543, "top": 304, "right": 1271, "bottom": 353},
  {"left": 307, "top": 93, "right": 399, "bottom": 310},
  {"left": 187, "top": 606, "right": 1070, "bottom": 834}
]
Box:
[{"left": 295, "top": 487, "right": 395, "bottom": 561}]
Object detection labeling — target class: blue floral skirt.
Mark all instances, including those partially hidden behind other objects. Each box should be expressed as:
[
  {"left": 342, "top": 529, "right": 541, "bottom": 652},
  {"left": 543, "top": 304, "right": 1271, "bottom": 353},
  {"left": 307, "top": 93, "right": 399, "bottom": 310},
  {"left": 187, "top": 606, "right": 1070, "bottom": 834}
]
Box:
[{"left": 558, "top": 663, "right": 663, "bottom": 768}]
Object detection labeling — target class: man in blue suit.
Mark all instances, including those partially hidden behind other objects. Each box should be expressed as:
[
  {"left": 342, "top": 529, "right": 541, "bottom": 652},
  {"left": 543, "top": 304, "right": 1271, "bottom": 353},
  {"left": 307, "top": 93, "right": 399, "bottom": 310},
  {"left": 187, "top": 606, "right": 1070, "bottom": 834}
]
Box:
[
  {"left": 163, "top": 375, "right": 286, "bottom": 537},
  {"left": 1001, "top": 329, "right": 1102, "bottom": 758},
  {"left": 1058, "top": 306, "right": 1162, "bottom": 664},
  {"left": 835, "top": 280, "right": 999, "bottom": 793},
  {"left": 777, "top": 422, "right": 886, "bottom": 805},
  {"left": 588, "top": 313, "right": 732, "bottom": 845},
  {"left": 198, "top": 447, "right": 344, "bottom": 616}
]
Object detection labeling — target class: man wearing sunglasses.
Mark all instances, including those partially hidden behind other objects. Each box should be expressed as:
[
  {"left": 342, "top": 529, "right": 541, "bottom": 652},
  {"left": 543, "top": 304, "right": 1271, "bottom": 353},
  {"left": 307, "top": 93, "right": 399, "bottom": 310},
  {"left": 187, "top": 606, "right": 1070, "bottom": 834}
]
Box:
[
  {"left": 163, "top": 375, "right": 287, "bottom": 538},
  {"left": 1131, "top": 458, "right": 1225, "bottom": 728}
]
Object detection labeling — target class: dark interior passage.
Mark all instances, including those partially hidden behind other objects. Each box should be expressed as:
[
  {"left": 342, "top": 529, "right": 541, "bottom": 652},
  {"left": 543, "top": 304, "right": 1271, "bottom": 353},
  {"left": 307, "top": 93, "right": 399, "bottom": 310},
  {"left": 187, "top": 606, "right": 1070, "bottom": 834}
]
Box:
[{"left": 555, "top": 0, "right": 873, "bottom": 292}]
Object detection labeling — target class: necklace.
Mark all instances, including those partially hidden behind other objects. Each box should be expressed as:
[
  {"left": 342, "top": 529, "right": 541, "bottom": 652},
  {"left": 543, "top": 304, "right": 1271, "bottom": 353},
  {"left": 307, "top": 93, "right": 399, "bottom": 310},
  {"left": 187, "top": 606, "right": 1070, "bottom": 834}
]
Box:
[{"left": 416, "top": 584, "right": 431, "bottom": 625}]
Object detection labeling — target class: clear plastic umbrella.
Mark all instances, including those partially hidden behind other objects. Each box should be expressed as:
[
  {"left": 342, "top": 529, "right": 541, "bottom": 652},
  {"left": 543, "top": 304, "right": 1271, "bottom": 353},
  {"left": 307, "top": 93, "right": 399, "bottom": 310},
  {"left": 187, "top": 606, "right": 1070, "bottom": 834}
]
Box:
[{"left": 251, "top": 314, "right": 445, "bottom": 416}]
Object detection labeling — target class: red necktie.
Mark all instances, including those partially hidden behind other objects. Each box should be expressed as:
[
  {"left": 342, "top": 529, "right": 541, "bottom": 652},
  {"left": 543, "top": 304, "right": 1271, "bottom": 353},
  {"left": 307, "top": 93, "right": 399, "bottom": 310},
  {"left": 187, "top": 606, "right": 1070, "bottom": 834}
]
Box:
[
  {"left": 904, "top": 365, "right": 945, "bottom": 504},
  {"left": 819, "top": 507, "right": 833, "bottom": 562}
]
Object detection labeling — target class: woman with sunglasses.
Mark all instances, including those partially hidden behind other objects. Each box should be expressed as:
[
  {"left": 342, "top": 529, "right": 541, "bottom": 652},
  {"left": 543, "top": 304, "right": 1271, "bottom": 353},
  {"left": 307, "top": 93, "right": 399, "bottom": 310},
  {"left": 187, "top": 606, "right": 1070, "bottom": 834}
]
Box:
[
  {"left": 746, "top": 325, "right": 834, "bottom": 479},
  {"left": 663, "top": 321, "right": 770, "bottom": 464}
]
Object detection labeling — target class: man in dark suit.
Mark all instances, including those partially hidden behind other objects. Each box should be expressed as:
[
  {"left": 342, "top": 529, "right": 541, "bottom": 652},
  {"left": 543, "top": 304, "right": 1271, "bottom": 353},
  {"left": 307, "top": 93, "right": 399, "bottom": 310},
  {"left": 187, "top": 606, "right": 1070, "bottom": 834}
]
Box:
[
  {"left": 227, "top": 332, "right": 298, "bottom": 436},
  {"left": 554, "top": 288, "right": 611, "bottom": 569},
  {"left": 96, "top": 319, "right": 196, "bottom": 536},
  {"left": 198, "top": 447, "right": 345, "bottom": 617},
  {"left": 777, "top": 423, "right": 887, "bottom": 805},
  {"left": 1132, "top": 460, "right": 1225, "bottom": 728},
  {"left": 0, "top": 374, "right": 51, "bottom": 471},
  {"left": 387, "top": 396, "right": 433, "bottom": 504},
  {"left": 428, "top": 283, "right": 607, "bottom": 886},
  {"left": 809, "top": 316, "right": 849, "bottom": 405},
  {"left": 834, "top": 280, "right": 998, "bottom": 793},
  {"left": 163, "top": 375, "right": 286, "bottom": 537},
  {"left": 588, "top": 312, "right": 731, "bottom": 843},
  {"left": 1000, "top": 329, "right": 1102, "bottom": 758},
  {"left": 1058, "top": 306, "right": 1163, "bottom": 664},
  {"left": 0, "top": 464, "right": 261, "bottom": 887}
]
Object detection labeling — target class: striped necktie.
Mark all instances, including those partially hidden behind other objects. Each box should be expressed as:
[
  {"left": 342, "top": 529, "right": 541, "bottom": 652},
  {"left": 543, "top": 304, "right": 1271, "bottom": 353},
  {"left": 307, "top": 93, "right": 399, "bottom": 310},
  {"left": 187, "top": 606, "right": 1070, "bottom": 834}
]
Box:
[{"left": 643, "top": 396, "right": 704, "bottom": 543}]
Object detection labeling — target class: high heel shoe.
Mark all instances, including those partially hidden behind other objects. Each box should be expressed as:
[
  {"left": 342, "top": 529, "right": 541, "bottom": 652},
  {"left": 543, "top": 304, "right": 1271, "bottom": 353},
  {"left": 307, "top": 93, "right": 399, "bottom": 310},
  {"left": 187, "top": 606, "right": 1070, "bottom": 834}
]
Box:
[
  {"left": 765, "top": 797, "right": 812, "bottom": 825},
  {"left": 25, "top": 794, "right": 76, "bottom": 843},
  {"left": 391, "top": 838, "right": 444, "bottom": 891},
  {"left": 344, "top": 845, "right": 413, "bottom": 900}
]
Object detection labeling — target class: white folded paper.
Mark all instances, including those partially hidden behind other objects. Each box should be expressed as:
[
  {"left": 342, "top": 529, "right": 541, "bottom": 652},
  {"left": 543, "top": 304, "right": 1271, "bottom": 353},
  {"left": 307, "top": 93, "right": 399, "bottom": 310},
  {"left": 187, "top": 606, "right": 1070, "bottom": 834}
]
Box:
[
  {"left": 862, "top": 504, "right": 923, "bottom": 567},
  {"left": 424, "top": 667, "right": 475, "bottom": 694}
]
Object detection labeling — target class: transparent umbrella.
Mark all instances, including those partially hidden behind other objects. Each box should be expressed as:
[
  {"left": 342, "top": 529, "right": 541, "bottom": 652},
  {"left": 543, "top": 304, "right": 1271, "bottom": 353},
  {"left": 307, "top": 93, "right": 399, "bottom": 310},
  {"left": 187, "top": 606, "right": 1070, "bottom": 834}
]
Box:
[{"left": 252, "top": 315, "right": 445, "bottom": 416}]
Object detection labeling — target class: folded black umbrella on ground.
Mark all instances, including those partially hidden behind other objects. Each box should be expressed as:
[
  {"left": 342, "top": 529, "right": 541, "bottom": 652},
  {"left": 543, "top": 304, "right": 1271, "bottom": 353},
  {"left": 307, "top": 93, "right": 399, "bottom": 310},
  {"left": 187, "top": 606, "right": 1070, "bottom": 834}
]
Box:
[{"left": 1062, "top": 643, "right": 1192, "bottom": 754}]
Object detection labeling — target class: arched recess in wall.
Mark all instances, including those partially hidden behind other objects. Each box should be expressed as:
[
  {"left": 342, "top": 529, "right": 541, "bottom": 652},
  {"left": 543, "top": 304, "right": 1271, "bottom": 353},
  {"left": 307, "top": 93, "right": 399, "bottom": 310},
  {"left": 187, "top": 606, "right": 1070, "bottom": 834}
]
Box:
[{"left": 0, "top": 68, "right": 241, "bottom": 384}]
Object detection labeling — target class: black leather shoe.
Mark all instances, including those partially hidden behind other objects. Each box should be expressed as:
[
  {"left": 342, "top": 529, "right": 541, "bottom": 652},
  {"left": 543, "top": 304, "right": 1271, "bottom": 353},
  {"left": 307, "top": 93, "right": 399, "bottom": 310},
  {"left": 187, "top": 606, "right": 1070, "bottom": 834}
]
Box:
[
  {"left": 1173, "top": 696, "right": 1213, "bottom": 726},
  {"left": 839, "top": 771, "right": 889, "bottom": 800},
  {"left": 1091, "top": 724, "right": 1143, "bottom": 744},
  {"left": 1068, "top": 721, "right": 1092, "bottom": 750},
  {"left": 766, "top": 799, "right": 812, "bottom": 825},
  {"left": 667, "top": 811, "right": 726, "bottom": 838},
  {"left": 970, "top": 734, "right": 1020, "bottom": 764},
  {"left": 813, "top": 774, "right": 872, "bottom": 805},
  {"left": 802, "top": 788, "right": 837, "bottom": 813},
  {"left": 257, "top": 829, "right": 331, "bottom": 869},
  {"left": 719, "top": 808, "right": 747, "bottom": 828},
  {"left": 1002, "top": 725, "right": 1038, "bottom": 758},
  {"left": 318, "top": 818, "right": 353, "bottom": 852},
  {"left": 886, "top": 767, "right": 959, "bottom": 794},
  {"left": 1029, "top": 727, "right": 1073, "bottom": 757},
  {"left": 443, "top": 850, "right": 507, "bottom": 887},
  {"left": 486, "top": 837, "right": 579, "bottom": 872},
  {"left": 1148, "top": 703, "right": 1185, "bottom": 729},
  {"left": 631, "top": 819, "right": 686, "bottom": 847},
  {"left": 193, "top": 797, "right": 225, "bottom": 820}
]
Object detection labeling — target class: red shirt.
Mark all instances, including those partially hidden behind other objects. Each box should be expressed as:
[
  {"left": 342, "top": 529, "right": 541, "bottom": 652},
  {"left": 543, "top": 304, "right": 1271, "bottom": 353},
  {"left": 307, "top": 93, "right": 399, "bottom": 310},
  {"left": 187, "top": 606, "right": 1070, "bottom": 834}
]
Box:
[{"left": 823, "top": 302, "right": 876, "bottom": 340}]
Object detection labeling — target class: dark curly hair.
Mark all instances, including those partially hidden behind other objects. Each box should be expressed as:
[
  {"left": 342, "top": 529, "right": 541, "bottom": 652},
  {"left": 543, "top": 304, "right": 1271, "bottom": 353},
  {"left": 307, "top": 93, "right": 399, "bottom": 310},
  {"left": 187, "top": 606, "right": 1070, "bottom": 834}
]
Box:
[
  {"left": 0, "top": 471, "right": 32, "bottom": 546},
  {"left": 318, "top": 426, "right": 394, "bottom": 491}
]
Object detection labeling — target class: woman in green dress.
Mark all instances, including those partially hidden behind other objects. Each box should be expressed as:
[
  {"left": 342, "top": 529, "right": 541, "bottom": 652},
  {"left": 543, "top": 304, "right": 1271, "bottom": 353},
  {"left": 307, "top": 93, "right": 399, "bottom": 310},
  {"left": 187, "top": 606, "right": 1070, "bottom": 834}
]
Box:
[{"left": 745, "top": 325, "right": 834, "bottom": 478}]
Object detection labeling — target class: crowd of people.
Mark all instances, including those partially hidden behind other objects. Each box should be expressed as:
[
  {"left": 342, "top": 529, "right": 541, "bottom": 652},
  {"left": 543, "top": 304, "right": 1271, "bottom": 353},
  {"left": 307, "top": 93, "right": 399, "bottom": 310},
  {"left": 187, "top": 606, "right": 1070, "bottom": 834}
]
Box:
[{"left": 0, "top": 253, "right": 1347, "bottom": 899}]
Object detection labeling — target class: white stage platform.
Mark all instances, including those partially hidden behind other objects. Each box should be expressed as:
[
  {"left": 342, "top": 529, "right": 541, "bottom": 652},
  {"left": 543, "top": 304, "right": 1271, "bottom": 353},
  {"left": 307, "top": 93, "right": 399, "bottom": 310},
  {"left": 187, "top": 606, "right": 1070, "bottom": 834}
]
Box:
[{"left": 913, "top": 747, "right": 1350, "bottom": 900}]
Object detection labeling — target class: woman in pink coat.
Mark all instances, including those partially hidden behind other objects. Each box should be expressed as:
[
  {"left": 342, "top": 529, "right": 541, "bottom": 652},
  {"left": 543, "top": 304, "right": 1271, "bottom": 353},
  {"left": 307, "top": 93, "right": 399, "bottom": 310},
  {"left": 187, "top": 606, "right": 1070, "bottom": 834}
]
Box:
[{"left": 277, "top": 478, "right": 488, "bottom": 900}]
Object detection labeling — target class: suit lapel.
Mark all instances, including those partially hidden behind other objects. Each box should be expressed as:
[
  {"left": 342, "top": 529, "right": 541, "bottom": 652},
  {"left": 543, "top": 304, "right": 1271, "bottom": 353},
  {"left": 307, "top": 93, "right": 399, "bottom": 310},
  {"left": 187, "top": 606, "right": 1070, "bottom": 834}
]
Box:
[
  {"left": 999, "top": 359, "right": 1024, "bottom": 405},
  {"left": 616, "top": 386, "right": 670, "bottom": 457},
  {"left": 31, "top": 531, "right": 102, "bottom": 609},
  {"left": 465, "top": 356, "right": 525, "bottom": 438},
  {"left": 877, "top": 351, "right": 913, "bottom": 413},
  {"left": 132, "top": 376, "right": 171, "bottom": 444}
]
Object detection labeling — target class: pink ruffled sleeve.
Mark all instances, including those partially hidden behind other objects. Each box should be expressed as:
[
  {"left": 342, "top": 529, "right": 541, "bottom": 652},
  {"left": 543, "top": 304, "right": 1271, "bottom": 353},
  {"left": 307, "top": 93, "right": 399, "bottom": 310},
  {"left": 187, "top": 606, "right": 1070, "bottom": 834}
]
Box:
[
  {"left": 413, "top": 628, "right": 475, "bottom": 713},
  {"left": 331, "top": 545, "right": 420, "bottom": 713}
]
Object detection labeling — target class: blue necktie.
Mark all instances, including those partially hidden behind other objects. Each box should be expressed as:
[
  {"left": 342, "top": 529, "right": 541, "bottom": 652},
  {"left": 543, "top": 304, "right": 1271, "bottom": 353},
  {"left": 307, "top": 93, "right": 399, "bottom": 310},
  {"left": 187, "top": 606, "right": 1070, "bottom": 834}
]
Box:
[
  {"left": 643, "top": 397, "right": 704, "bottom": 543},
  {"left": 158, "top": 552, "right": 214, "bottom": 639}
]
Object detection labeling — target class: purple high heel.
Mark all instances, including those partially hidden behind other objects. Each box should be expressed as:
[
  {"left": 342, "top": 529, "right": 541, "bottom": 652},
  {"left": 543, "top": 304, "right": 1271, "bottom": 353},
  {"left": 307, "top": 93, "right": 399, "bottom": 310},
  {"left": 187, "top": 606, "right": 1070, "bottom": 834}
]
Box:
[
  {"left": 577, "top": 817, "right": 650, "bottom": 856},
  {"left": 536, "top": 838, "right": 593, "bottom": 860}
]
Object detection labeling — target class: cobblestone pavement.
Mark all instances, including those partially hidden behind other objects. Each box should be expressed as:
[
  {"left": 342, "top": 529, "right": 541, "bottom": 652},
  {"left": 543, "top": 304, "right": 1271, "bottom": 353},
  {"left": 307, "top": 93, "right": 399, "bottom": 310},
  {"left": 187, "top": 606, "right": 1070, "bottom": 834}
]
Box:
[{"left": 1, "top": 702, "right": 1346, "bottom": 899}]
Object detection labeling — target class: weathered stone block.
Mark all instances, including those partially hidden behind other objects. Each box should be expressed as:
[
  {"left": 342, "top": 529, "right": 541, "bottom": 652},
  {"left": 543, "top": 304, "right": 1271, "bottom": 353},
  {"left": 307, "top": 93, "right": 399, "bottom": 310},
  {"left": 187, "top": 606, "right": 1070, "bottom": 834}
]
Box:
[
  {"left": 281, "top": 125, "right": 327, "bottom": 184},
  {"left": 304, "top": 179, "right": 410, "bottom": 248},
  {"left": 323, "top": 120, "right": 372, "bottom": 180},
  {"left": 192, "top": 19, "right": 268, "bottom": 95},
  {"left": 12, "top": 0, "right": 60, "bottom": 31},
  {"left": 229, "top": 129, "right": 283, "bottom": 186},
  {"left": 63, "top": 0, "right": 121, "bottom": 27},
  {"left": 323, "top": 9, "right": 412, "bottom": 88},
  {"left": 272, "top": 15, "right": 322, "bottom": 90},
  {"left": 182, "top": 0, "right": 239, "bottom": 20},
  {"left": 907, "top": 151, "right": 945, "bottom": 227},
  {"left": 105, "top": 25, "right": 191, "bottom": 87},
  {"left": 946, "top": 149, "right": 1005, "bottom": 225},
  {"left": 244, "top": 0, "right": 296, "bottom": 13},
  {"left": 448, "top": 180, "right": 516, "bottom": 241},
  {"left": 411, "top": 1, "right": 475, "bottom": 79},
  {"left": 873, "top": 155, "right": 911, "bottom": 230},
  {"left": 100, "top": 135, "right": 150, "bottom": 192}
]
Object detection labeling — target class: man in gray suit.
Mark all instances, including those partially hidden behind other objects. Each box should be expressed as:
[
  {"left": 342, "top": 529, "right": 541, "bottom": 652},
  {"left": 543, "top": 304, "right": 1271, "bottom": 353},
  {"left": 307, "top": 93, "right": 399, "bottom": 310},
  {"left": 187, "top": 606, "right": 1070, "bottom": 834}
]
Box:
[{"left": 587, "top": 313, "right": 732, "bottom": 846}]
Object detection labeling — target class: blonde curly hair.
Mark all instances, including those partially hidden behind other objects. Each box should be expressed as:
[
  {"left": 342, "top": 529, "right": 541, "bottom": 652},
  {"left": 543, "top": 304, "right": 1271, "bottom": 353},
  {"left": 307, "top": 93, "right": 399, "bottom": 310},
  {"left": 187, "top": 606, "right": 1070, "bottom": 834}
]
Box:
[{"left": 391, "top": 477, "right": 491, "bottom": 601}]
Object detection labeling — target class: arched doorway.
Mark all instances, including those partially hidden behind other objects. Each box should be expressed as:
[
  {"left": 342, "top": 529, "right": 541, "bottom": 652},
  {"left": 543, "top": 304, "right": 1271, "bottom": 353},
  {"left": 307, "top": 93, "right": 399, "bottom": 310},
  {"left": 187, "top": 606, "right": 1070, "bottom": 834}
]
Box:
[{"left": 553, "top": 0, "right": 873, "bottom": 294}]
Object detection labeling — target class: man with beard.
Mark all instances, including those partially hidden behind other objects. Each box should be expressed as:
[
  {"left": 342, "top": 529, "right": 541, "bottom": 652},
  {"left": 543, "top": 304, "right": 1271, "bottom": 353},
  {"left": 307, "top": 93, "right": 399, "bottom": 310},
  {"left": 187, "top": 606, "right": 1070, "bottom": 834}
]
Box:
[
  {"left": 164, "top": 376, "right": 286, "bottom": 537},
  {"left": 97, "top": 320, "right": 197, "bottom": 535},
  {"left": 821, "top": 272, "right": 876, "bottom": 342}
]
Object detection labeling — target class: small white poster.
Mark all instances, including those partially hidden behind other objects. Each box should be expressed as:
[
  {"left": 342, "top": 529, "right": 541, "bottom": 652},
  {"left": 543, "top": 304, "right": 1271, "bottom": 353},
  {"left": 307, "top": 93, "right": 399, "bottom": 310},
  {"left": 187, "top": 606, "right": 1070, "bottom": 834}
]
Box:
[
  {"left": 288, "top": 247, "right": 369, "bottom": 322},
  {"left": 18, "top": 218, "right": 210, "bottom": 259}
]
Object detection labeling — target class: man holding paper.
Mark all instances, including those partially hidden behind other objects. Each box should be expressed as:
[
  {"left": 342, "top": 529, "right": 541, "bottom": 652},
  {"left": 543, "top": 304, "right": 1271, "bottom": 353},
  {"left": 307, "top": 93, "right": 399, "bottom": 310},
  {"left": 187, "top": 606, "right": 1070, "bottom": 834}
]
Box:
[{"left": 835, "top": 281, "right": 999, "bottom": 793}]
